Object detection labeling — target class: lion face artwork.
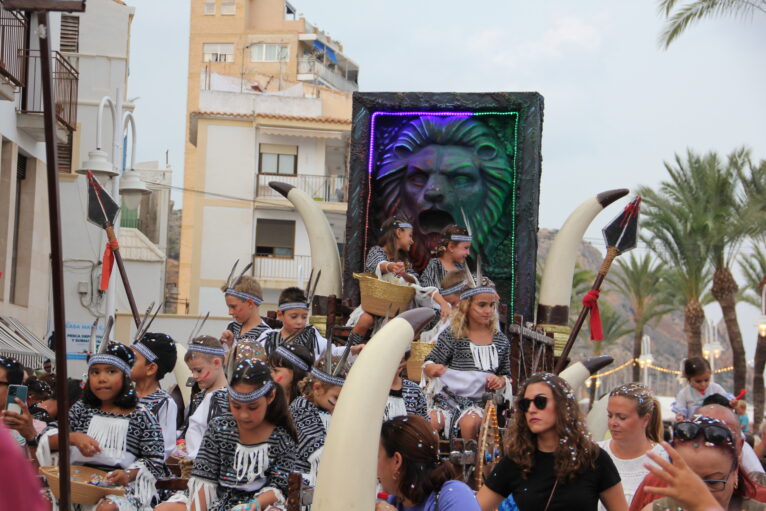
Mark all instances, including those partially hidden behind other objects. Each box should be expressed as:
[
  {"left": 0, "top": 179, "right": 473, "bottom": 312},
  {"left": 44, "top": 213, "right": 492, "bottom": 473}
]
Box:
[{"left": 375, "top": 116, "right": 514, "bottom": 271}]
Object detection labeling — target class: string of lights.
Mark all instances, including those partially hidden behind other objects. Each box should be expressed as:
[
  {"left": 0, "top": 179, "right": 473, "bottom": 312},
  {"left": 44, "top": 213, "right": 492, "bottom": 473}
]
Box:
[{"left": 586, "top": 358, "right": 749, "bottom": 380}]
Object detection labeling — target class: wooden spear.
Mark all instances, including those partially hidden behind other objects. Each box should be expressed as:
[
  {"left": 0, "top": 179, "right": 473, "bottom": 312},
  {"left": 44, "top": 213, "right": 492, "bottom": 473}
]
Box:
[{"left": 554, "top": 196, "right": 641, "bottom": 374}]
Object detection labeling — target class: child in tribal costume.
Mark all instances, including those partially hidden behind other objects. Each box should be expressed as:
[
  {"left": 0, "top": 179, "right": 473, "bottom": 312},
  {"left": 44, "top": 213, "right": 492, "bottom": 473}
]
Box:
[
  {"left": 423, "top": 280, "right": 512, "bottom": 441},
  {"left": 418, "top": 225, "right": 471, "bottom": 289},
  {"left": 131, "top": 333, "right": 178, "bottom": 460},
  {"left": 37, "top": 343, "right": 164, "bottom": 511},
  {"left": 290, "top": 355, "right": 350, "bottom": 489},
  {"left": 268, "top": 344, "right": 314, "bottom": 404},
  {"left": 257, "top": 287, "right": 346, "bottom": 360},
  {"left": 419, "top": 270, "right": 467, "bottom": 343},
  {"left": 347, "top": 217, "right": 451, "bottom": 346},
  {"left": 220, "top": 262, "right": 271, "bottom": 361},
  {"left": 187, "top": 359, "right": 302, "bottom": 511}
]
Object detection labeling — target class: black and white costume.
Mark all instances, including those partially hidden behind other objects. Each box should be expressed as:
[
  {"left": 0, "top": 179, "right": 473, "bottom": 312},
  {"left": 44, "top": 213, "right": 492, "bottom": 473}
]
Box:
[
  {"left": 424, "top": 328, "right": 512, "bottom": 439},
  {"left": 364, "top": 245, "right": 419, "bottom": 280},
  {"left": 256, "top": 326, "right": 344, "bottom": 361},
  {"left": 290, "top": 396, "right": 332, "bottom": 487},
  {"left": 419, "top": 258, "right": 465, "bottom": 289},
  {"left": 188, "top": 416, "right": 301, "bottom": 511},
  {"left": 385, "top": 379, "right": 429, "bottom": 421},
  {"left": 139, "top": 389, "right": 177, "bottom": 461},
  {"left": 37, "top": 401, "right": 164, "bottom": 510},
  {"left": 227, "top": 320, "right": 271, "bottom": 343}
]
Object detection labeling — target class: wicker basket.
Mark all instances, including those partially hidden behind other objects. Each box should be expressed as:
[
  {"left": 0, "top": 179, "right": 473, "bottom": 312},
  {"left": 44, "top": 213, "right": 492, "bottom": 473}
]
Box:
[
  {"left": 407, "top": 341, "right": 435, "bottom": 382},
  {"left": 41, "top": 465, "right": 126, "bottom": 505},
  {"left": 353, "top": 273, "right": 415, "bottom": 317}
]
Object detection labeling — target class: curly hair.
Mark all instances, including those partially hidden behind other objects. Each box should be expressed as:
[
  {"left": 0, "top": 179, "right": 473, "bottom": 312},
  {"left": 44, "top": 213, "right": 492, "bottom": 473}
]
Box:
[
  {"left": 449, "top": 289, "right": 499, "bottom": 339},
  {"left": 431, "top": 224, "right": 470, "bottom": 258},
  {"left": 505, "top": 373, "right": 598, "bottom": 483},
  {"left": 301, "top": 356, "right": 349, "bottom": 402}
]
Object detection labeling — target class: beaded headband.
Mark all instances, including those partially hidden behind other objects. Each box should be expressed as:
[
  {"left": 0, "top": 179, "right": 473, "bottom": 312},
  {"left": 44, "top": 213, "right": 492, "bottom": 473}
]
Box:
[
  {"left": 275, "top": 346, "right": 310, "bottom": 372},
  {"left": 132, "top": 342, "right": 158, "bottom": 363},
  {"left": 278, "top": 302, "right": 309, "bottom": 311},
  {"left": 88, "top": 354, "right": 132, "bottom": 375},
  {"left": 188, "top": 344, "right": 226, "bottom": 357},
  {"left": 228, "top": 381, "right": 274, "bottom": 402},
  {"left": 225, "top": 289, "right": 263, "bottom": 305},
  {"left": 440, "top": 281, "right": 467, "bottom": 296},
  {"left": 448, "top": 234, "right": 472, "bottom": 242},
  {"left": 459, "top": 286, "right": 497, "bottom": 301},
  {"left": 311, "top": 367, "right": 345, "bottom": 387},
  {"left": 394, "top": 222, "right": 413, "bottom": 229}
]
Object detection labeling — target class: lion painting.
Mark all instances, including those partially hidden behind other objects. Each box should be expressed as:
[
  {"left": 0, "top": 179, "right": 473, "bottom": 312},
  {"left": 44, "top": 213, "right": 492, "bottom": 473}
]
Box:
[{"left": 374, "top": 115, "right": 515, "bottom": 271}]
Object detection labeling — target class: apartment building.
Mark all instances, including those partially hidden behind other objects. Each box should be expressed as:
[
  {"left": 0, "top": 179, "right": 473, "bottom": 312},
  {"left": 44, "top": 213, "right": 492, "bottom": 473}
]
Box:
[{"left": 179, "top": 0, "right": 359, "bottom": 315}]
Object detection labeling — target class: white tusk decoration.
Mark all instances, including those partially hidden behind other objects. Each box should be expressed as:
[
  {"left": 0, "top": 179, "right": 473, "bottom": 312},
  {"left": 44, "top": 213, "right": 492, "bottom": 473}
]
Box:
[
  {"left": 173, "top": 344, "right": 193, "bottom": 405},
  {"left": 313, "top": 308, "right": 434, "bottom": 510},
  {"left": 270, "top": 182, "right": 341, "bottom": 296},
  {"left": 586, "top": 394, "right": 610, "bottom": 442}
]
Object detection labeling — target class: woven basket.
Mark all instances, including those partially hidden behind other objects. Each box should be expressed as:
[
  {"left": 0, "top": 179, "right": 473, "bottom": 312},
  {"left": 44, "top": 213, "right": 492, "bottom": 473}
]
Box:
[
  {"left": 353, "top": 273, "right": 414, "bottom": 317},
  {"left": 407, "top": 341, "right": 435, "bottom": 382},
  {"left": 41, "top": 465, "right": 125, "bottom": 505}
]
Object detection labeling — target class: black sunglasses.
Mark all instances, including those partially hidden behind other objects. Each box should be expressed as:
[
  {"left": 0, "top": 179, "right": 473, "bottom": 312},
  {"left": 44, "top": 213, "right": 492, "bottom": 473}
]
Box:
[
  {"left": 518, "top": 395, "right": 548, "bottom": 413},
  {"left": 673, "top": 421, "right": 734, "bottom": 446}
]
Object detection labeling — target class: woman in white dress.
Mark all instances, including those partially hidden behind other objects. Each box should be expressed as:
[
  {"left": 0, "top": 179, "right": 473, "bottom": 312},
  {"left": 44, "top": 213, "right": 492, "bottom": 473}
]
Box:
[{"left": 598, "top": 383, "right": 667, "bottom": 511}]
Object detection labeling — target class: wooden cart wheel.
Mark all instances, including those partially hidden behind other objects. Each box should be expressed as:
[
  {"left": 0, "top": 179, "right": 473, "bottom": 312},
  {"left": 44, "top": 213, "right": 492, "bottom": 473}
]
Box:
[{"left": 475, "top": 401, "right": 503, "bottom": 489}]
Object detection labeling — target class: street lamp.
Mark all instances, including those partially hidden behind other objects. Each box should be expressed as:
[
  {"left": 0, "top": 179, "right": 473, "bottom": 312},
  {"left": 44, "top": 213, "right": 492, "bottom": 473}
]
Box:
[
  {"left": 756, "top": 285, "right": 766, "bottom": 338},
  {"left": 703, "top": 319, "right": 724, "bottom": 383},
  {"left": 638, "top": 334, "right": 654, "bottom": 387},
  {"left": 77, "top": 90, "right": 151, "bottom": 322}
]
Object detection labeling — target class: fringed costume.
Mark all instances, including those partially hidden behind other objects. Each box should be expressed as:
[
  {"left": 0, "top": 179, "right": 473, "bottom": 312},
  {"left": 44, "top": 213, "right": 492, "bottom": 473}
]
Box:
[
  {"left": 419, "top": 258, "right": 465, "bottom": 289},
  {"left": 290, "top": 396, "right": 332, "bottom": 487},
  {"left": 188, "top": 416, "right": 301, "bottom": 511},
  {"left": 138, "top": 388, "right": 177, "bottom": 460},
  {"left": 182, "top": 388, "right": 230, "bottom": 458},
  {"left": 384, "top": 379, "right": 429, "bottom": 421}
]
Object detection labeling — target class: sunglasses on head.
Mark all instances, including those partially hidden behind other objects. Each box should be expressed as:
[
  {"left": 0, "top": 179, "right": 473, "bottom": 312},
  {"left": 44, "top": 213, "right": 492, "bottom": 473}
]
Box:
[
  {"left": 518, "top": 395, "right": 548, "bottom": 413},
  {"left": 673, "top": 421, "right": 734, "bottom": 446}
]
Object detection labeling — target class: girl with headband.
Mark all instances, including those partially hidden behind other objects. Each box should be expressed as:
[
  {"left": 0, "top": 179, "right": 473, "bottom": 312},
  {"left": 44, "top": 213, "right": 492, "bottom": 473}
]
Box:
[
  {"left": 268, "top": 343, "right": 314, "bottom": 404},
  {"left": 290, "top": 355, "right": 350, "bottom": 487},
  {"left": 131, "top": 332, "right": 179, "bottom": 461},
  {"left": 184, "top": 359, "right": 301, "bottom": 511},
  {"left": 423, "top": 279, "right": 511, "bottom": 441},
  {"left": 419, "top": 224, "right": 471, "bottom": 289},
  {"left": 598, "top": 383, "right": 666, "bottom": 511},
  {"left": 37, "top": 342, "right": 165, "bottom": 511},
  {"left": 477, "top": 373, "right": 626, "bottom": 511}
]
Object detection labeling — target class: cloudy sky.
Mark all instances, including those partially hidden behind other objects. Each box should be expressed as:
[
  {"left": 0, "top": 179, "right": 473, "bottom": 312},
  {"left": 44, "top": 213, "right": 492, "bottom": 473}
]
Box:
[{"left": 125, "top": 0, "right": 766, "bottom": 355}]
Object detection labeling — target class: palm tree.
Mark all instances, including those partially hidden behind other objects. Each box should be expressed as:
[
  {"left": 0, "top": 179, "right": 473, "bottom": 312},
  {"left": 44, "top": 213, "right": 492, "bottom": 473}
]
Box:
[
  {"left": 639, "top": 153, "right": 712, "bottom": 357},
  {"left": 658, "top": 0, "right": 766, "bottom": 48},
  {"left": 609, "top": 253, "right": 672, "bottom": 381},
  {"left": 739, "top": 246, "right": 766, "bottom": 431}
]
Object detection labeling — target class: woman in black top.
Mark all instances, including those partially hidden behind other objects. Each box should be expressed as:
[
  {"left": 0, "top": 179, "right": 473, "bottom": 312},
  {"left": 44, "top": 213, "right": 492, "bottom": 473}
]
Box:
[{"left": 477, "top": 373, "right": 627, "bottom": 511}]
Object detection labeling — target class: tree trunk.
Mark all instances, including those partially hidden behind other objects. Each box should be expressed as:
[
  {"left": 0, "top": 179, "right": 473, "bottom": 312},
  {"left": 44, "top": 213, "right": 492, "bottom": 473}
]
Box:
[
  {"left": 632, "top": 327, "right": 643, "bottom": 382},
  {"left": 711, "top": 267, "right": 745, "bottom": 393},
  {"left": 753, "top": 334, "right": 766, "bottom": 434},
  {"left": 684, "top": 298, "right": 704, "bottom": 357}
]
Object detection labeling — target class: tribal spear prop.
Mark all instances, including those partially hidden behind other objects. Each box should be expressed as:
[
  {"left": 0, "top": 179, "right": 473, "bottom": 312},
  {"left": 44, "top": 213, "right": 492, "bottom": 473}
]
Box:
[
  {"left": 86, "top": 171, "right": 141, "bottom": 327},
  {"left": 554, "top": 196, "right": 641, "bottom": 374}
]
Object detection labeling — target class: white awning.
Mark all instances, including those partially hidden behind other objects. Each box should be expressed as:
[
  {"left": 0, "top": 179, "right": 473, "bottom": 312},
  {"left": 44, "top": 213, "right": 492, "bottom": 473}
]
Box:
[
  {"left": 259, "top": 126, "right": 344, "bottom": 140},
  {"left": 0, "top": 317, "right": 55, "bottom": 369}
]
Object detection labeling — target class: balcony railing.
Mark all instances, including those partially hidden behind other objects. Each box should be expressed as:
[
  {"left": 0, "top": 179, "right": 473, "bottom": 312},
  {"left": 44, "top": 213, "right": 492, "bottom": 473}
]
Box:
[
  {"left": 254, "top": 254, "right": 311, "bottom": 283},
  {"left": 21, "top": 49, "right": 78, "bottom": 131},
  {"left": 256, "top": 173, "right": 347, "bottom": 203},
  {"left": 297, "top": 57, "right": 357, "bottom": 93},
  {"left": 0, "top": 9, "right": 26, "bottom": 87}
]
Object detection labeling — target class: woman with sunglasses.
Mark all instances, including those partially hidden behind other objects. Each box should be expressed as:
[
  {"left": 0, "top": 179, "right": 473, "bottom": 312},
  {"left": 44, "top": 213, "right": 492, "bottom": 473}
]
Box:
[
  {"left": 599, "top": 383, "right": 666, "bottom": 511},
  {"left": 636, "top": 416, "right": 762, "bottom": 511},
  {"left": 477, "top": 373, "right": 627, "bottom": 511}
]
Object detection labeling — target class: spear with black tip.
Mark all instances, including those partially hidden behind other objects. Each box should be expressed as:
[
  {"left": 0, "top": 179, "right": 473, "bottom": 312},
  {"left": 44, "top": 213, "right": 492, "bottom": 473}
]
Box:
[
  {"left": 86, "top": 171, "right": 142, "bottom": 327},
  {"left": 554, "top": 196, "right": 641, "bottom": 374}
]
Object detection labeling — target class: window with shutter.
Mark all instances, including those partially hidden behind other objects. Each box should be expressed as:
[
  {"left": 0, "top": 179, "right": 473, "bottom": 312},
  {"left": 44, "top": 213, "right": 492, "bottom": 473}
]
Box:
[{"left": 60, "top": 15, "right": 79, "bottom": 54}]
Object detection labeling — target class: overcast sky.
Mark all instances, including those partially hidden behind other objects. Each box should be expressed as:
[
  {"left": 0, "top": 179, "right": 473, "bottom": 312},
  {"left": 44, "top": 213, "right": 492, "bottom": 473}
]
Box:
[{"left": 125, "top": 0, "right": 766, "bottom": 356}]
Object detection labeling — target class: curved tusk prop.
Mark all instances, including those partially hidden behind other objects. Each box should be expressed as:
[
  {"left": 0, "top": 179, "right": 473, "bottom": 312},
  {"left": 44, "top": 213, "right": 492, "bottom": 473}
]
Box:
[
  {"left": 537, "top": 189, "right": 627, "bottom": 354},
  {"left": 313, "top": 308, "right": 434, "bottom": 511},
  {"left": 586, "top": 394, "right": 610, "bottom": 442},
  {"left": 559, "top": 355, "right": 613, "bottom": 391},
  {"left": 270, "top": 181, "right": 342, "bottom": 296},
  {"left": 173, "top": 344, "right": 192, "bottom": 405}
]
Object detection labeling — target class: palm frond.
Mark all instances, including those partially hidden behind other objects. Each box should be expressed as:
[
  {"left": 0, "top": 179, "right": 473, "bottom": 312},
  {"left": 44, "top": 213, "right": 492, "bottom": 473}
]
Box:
[{"left": 660, "top": 0, "right": 766, "bottom": 48}]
